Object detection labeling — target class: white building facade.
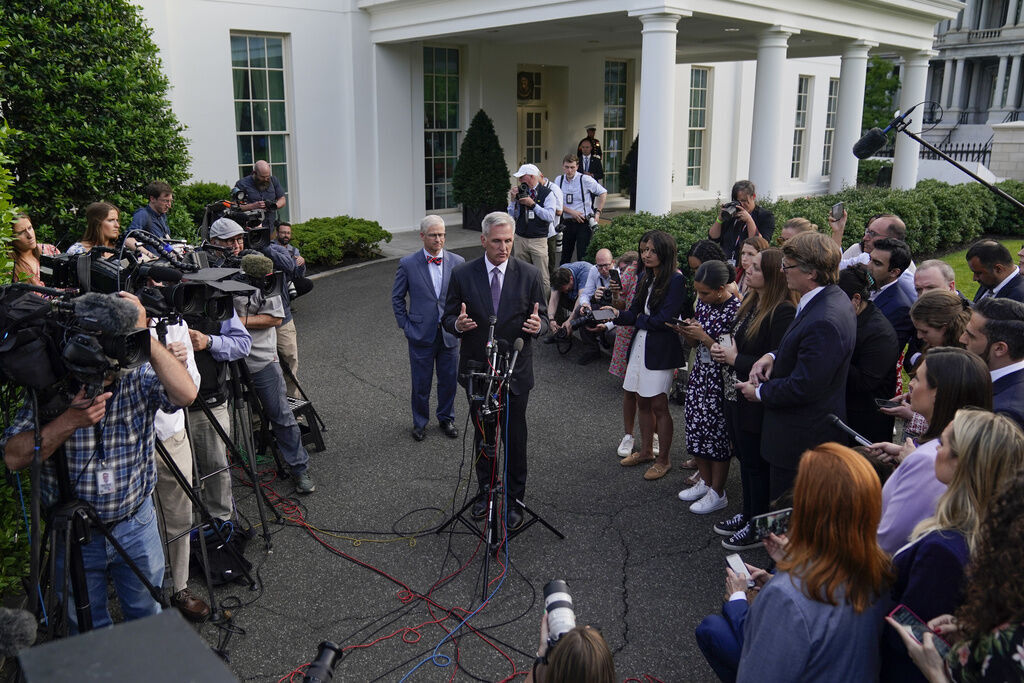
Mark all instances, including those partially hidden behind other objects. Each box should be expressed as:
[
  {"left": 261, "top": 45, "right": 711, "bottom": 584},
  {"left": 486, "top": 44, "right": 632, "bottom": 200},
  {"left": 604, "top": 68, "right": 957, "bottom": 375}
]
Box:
[{"left": 138, "top": 0, "right": 958, "bottom": 231}]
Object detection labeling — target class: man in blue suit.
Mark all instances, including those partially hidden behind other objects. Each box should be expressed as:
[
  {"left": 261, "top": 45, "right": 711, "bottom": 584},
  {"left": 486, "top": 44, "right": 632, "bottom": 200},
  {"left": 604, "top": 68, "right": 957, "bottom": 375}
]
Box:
[
  {"left": 392, "top": 216, "right": 466, "bottom": 442},
  {"left": 868, "top": 237, "right": 916, "bottom": 353},
  {"left": 736, "top": 231, "right": 857, "bottom": 498},
  {"left": 960, "top": 297, "right": 1024, "bottom": 431},
  {"left": 967, "top": 239, "right": 1024, "bottom": 303}
]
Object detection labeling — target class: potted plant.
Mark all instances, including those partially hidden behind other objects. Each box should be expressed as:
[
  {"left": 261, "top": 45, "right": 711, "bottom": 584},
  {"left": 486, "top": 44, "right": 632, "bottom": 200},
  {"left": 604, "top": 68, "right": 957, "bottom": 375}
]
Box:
[{"left": 452, "top": 110, "right": 511, "bottom": 231}]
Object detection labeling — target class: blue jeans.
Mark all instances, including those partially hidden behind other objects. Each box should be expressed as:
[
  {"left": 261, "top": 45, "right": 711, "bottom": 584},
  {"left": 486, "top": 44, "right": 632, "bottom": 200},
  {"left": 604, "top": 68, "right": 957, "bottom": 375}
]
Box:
[
  {"left": 55, "top": 496, "right": 164, "bottom": 632},
  {"left": 250, "top": 361, "right": 309, "bottom": 474}
]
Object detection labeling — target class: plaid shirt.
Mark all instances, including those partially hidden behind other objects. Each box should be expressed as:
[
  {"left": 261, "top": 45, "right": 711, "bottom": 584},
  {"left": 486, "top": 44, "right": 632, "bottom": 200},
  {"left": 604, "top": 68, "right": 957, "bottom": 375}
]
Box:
[{"left": 1, "top": 365, "right": 176, "bottom": 523}]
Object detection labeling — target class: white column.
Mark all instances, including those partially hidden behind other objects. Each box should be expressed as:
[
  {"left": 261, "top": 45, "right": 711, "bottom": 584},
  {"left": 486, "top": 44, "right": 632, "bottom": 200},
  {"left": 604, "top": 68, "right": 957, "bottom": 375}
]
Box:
[
  {"left": 892, "top": 51, "right": 931, "bottom": 190},
  {"left": 940, "top": 59, "right": 954, "bottom": 109},
  {"left": 830, "top": 40, "right": 875, "bottom": 193},
  {"left": 1007, "top": 55, "right": 1022, "bottom": 110},
  {"left": 990, "top": 55, "right": 1009, "bottom": 119},
  {"left": 1005, "top": 0, "right": 1020, "bottom": 27},
  {"left": 950, "top": 59, "right": 967, "bottom": 110},
  {"left": 964, "top": 0, "right": 979, "bottom": 29},
  {"left": 748, "top": 26, "right": 796, "bottom": 201},
  {"left": 630, "top": 10, "right": 688, "bottom": 215}
]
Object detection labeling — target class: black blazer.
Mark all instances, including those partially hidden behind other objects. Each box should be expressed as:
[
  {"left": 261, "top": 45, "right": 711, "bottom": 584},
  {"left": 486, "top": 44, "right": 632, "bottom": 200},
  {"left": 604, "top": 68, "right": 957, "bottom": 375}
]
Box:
[
  {"left": 578, "top": 155, "right": 604, "bottom": 182},
  {"left": 974, "top": 271, "right": 1024, "bottom": 303},
  {"left": 442, "top": 256, "right": 548, "bottom": 395},
  {"left": 760, "top": 285, "right": 857, "bottom": 471},
  {"left": 615, "top": 271, "right": 686, "bottom": 370},
  {"left": 874, "top": 282, "right": 915, "bottom": 352},
  {"left": 993, "top": 367, "right": 1024, "bottom": 431},
  {"left": 846, "top": 302, "right": 899, "bottom": 444},
  {"left": 732, "top": 301, "right": 796, "bottom": 433}
]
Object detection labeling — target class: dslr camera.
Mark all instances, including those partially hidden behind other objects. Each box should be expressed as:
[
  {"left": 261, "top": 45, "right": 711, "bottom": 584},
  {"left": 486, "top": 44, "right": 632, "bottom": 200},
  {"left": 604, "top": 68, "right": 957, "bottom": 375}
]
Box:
[
  {"left": 585, "top": 214, "right": 600, "bottom": 230},
  {"left": 720, "top": 201, "right": 742, "bottom": 219},
  {"left": 554, "top": 306, "right": 615, "bottom": 340},
  {"left": 516, "top": 182, "right": 531, "bottom": 200}
]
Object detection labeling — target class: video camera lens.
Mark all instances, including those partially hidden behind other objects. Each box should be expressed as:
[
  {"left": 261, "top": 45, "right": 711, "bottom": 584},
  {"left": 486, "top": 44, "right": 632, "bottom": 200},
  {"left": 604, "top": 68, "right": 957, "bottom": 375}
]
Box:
[{"left": 543, "top": 579, "right": 576, "bottom": 647}]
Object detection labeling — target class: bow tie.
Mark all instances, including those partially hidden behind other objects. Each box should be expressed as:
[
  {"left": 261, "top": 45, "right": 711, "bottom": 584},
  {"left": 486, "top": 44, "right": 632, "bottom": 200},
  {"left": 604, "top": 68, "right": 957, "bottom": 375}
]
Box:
[{"left": 428, "top": 256, "right": 443, "bottom": 265}]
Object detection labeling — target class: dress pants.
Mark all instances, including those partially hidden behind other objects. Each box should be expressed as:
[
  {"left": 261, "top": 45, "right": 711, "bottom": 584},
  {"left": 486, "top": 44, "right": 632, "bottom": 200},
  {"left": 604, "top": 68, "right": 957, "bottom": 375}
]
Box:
[
  {"left": 408, "top": 327, "right": 458, "bottom": 429},
  {"left": 725, "top": 402, "right": 770, "bottom": 521},
  {"left": 189, "top": 402, "right": 234, "bottom": 521},
  {"left": 512, "top": 236, "right": 550, "bottom": 291},
  {"left": 560, "top": 221, "right": 592, "bottom": 265},
  {"left": 276, "top": 319, "right": 300, "bottom": 399},
  {"left": 472, "top": 388, "right": 529, "bottom": 504},
  {"left": 154, "top": 428, "right": 193, "bottom": 593}
]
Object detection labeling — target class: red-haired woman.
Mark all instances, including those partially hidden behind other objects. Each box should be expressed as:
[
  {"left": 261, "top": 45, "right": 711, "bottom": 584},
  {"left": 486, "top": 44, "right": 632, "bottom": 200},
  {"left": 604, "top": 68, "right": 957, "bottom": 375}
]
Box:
[{"left": 734, "top": 443, "right": 893, "bottom": 681}]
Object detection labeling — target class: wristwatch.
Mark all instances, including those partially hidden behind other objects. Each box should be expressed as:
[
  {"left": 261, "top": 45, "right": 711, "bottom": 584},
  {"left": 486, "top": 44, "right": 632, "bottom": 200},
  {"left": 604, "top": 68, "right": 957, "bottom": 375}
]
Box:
[{"left": 206, "top": 335, "right": 213, "bottom": 351}]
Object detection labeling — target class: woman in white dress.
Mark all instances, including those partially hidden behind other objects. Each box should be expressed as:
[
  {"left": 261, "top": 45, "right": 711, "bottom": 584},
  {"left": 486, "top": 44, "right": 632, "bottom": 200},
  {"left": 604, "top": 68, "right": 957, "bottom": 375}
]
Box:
[{"left": 613, "top": 230, "right": 687, "bottom": 481}]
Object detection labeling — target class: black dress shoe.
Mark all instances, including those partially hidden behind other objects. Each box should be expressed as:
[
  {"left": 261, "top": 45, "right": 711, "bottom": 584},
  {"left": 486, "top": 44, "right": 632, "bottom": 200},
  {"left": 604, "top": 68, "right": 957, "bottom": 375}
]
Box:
[
  {"left": 577, "top": 350, "right": 602, "bottom": 366},
  {"left": 440, "top": 421, "right": 459, "bottom": 439},
  {"left": 507, "top": 506, "right": 524, "bottom": 531},
  {"left": 471, "top": 493, "right": 488, "bottom": 520},
  {"left": 411, "top": 426, "right": 426, "bottom": 442}
]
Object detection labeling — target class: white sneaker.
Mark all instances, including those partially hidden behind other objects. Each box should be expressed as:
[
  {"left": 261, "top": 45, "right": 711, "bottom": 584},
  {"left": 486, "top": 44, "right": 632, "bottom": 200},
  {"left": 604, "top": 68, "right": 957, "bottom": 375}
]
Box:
[
  {"left": 617, "top": 434, "right": 635, "bottom": 458},
  {"left": 652, "top": 434, "right": 660, "bottom": 456},
  {"left": 677, "top": 479, "right": 709, "bottom": 502},
  {"left": 690, "top": 489, "right": 728, "bottom": 514}
]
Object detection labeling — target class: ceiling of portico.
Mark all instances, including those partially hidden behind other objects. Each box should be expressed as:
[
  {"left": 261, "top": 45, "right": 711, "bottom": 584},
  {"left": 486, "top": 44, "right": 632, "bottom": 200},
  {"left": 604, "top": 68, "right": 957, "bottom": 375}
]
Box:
[{"left": 359, "top": 0, "right": 961, "bottom": 58}]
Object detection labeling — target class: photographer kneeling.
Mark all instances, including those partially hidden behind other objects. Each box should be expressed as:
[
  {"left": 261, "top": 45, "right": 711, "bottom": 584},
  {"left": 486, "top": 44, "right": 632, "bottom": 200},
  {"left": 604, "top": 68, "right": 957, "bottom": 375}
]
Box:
[
  {"left": 527, "top": 613, "right": 615, "bottom": 683},
  {"left": 1, "top": 292, "right": 198, "bottom": 631}
]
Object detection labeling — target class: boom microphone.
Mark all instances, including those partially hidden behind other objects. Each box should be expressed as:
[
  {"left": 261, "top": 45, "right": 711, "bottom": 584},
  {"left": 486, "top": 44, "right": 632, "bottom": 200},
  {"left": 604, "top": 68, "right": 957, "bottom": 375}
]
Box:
[
  {"left": 124, "top": 228, "right": 177, "bottom": 260},
  {"left": 137, "top": 264, "right": 183, "bottom": 284},
  {"left": 852, "top": 104, "right": 921, "bottom": 159},
  {"left": 0, "top": 606, "right": 37, "bottom": 657},
  {"left": 73, "top": 292, "right": 142, "bottom": 335},
  {"left": 827, "top": 413, "right": 873, "bottom": 448},
  {"left": 240, "top": 253, "right": 275, "bottom": 279}
]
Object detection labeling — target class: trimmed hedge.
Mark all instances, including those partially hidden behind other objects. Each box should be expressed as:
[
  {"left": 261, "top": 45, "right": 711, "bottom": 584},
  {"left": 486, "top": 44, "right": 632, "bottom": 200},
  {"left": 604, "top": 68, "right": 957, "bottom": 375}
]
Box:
[
  {"left": 591, "top": 180, "right": 1018, "bottom": 262},
  {"left": 291, "top": 216, "right": 392, "bottom": 266},
  {"left": 172, "top": 181, "right": 232, "bottom": 233}
]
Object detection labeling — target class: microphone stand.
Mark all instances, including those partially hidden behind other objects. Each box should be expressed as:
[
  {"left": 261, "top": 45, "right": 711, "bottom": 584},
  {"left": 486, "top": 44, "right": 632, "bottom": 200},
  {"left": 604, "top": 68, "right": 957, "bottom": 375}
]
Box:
[{"left": 891, "top": 117, "right": 1024, "bottom": 215}]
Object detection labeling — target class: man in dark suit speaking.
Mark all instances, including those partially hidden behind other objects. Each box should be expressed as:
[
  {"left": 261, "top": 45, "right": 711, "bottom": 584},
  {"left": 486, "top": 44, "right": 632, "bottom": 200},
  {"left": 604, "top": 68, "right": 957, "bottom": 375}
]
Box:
[
  {"left": 392, "top": 215, "right": 466, "bottom": 442},
  {"left": 736, "top": 231, "right": 856, "bottom": 498},
  {"left": 443, "top": 212, "right": 547, "bottom": 530}
]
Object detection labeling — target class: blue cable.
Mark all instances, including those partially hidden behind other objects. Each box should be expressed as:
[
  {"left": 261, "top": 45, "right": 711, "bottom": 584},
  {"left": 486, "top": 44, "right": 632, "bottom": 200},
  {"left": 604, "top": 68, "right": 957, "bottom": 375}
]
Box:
[{"left": 400, "top": 388, "right": 514, "bottom": 681}]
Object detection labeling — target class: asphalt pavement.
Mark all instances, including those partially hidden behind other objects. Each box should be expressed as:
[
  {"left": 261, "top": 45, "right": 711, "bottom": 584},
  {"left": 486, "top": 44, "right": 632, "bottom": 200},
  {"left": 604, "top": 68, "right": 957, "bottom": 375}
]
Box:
[{"left": 193, "top": 227, "right": 765, "bottom": 682}]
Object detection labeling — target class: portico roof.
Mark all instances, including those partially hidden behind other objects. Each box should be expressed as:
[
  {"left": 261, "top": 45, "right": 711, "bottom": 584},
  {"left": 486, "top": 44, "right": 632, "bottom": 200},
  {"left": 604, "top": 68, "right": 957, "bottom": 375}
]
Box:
[{"left": 358, "top": 0, "right": 961, "bottom": 57}]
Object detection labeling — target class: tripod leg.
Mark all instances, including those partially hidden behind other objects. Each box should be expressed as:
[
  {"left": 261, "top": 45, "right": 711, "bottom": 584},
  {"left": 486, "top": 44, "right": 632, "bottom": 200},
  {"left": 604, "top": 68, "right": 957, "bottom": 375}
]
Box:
[{"left": 281, "top": 361, "right": 327, "bottom": 432}]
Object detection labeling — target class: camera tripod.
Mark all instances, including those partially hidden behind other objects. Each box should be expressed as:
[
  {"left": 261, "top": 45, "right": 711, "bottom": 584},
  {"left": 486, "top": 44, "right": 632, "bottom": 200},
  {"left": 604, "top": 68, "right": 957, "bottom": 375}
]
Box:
[{"left": 436, "top": 361, "right": 563, "bottom": 602}]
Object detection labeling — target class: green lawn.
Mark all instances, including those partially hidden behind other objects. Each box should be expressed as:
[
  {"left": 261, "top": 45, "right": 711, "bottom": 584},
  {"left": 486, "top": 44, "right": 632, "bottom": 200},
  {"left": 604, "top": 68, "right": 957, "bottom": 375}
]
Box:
[{"left": 936, "top": 237, "right": 1022, "bottom": 301}]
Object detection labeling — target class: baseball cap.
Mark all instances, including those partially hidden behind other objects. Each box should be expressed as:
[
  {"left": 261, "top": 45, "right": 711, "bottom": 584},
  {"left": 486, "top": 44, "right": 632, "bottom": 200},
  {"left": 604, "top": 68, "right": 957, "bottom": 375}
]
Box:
[
  {"left": 585, "top": 124, "right": 597, "bottom": 130},
  {"left": 210, "top": 217, "right": 244, "bottom": 239},
  {"left": 513, "top": 164, "right": 541, "bottom": 178}
]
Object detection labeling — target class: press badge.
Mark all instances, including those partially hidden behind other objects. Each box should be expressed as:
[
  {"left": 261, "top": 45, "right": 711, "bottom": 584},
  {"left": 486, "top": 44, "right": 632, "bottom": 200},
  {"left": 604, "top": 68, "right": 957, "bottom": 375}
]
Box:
[
  {"left": 527, "top": 209, "right": 535, "bottom": 220},
  {"left": 565, "top": 193, "right": 574, "bottom": 203},
  {"left": 96, "top": 464, "right": 115, "bottom": 495}
]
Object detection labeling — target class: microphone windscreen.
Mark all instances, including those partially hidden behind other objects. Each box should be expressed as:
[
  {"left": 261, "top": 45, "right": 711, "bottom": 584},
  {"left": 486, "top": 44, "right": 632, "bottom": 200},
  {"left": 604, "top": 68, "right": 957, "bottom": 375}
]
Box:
[
  {"left": 240, "top": 253, "right": 274, "bottom": 279},
  {"left": 144, "top": 265, "right": 183, "bottom": 283},
  {"left": 73, "top": 292, "right": 140, "bottom": 335},
  {"left": 513, "top": 338, "right": 525, "bottom": 352},
  {"left": 852, "top": 128, "right": 887, "bottom": 159},
  {"left": 0, "top": 607, "right": 37, "bottom": 657}
]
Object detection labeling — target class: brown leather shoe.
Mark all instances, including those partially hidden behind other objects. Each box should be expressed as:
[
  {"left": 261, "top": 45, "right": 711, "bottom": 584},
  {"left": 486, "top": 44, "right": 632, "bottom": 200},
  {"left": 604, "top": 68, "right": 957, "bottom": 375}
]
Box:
[{"left": 172, "top": 588, "right": 211, "bottom": 622}]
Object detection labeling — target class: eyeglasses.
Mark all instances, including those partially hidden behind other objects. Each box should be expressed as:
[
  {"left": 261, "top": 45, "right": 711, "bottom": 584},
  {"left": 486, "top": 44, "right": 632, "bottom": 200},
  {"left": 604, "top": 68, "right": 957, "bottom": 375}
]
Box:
[
  {"left": 596, "top": 262, "right": 612, "bottom": 268},
  {"left": 864, "top": 229, "right": 884, "bottom": 239},
  {"left": 781, "top": 261, "right": 801, "bottom": 271}
]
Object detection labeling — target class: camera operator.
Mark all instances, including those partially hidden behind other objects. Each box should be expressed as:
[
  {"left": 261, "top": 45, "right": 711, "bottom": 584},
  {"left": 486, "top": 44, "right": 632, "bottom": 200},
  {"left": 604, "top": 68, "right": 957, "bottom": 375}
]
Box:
[
  {"left": 526, "top": 613, "right": 616, "bottom": 683},
  {"left": 545, "top": 262, "right": 592, "bottom": 338},
  {"left": 208, "top": 217, "right": 316, "bottom": 494},
  {"left": 128, "top": 181, "right": 174, "bottom": 239},
  {"left": 554, "top": 155, "right": 607, "bottom": 266},
  {"left": 186, "top": 308, "right": 252, "bottom": 524},
  {"left": 1, "top": 292, "right": 198, "bottom": 631},
  {"left": 144, "top": 286, "right": 210, "bottom": 622},
  {"left": 708, "top": 180, "right": 775, "bottom": 263},
  {"left": 234, "top": 160, "right": 285, "bottom": 228},
  {"left": 507, "top": 163, "right": 557, "bottom": 293}
]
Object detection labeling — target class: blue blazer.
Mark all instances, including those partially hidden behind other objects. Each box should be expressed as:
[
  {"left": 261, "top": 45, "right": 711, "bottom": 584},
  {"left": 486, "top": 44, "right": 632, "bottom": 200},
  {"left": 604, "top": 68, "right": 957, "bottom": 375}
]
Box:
[
  {"left": 974, "top": 271, "right": 1024, "bottom": 304},
  {"left": 994, "top": 367, "right": 1024, "bottom": 431},
  {"left": 392, "top": 249, "right": 465, "bottom": 348},
  {"left": 615, "top": 271, "right": 686, "bottom": 370},
  {"left": 760, "top": 285, "right": 857, "bottom": 471},
  {"left": 873, "top": 282, "right": 915, "bottom": 352}
]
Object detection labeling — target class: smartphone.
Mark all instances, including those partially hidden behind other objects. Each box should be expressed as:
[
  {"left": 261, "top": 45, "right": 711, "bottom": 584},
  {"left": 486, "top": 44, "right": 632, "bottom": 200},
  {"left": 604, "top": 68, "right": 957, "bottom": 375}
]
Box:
[
  {"left": 830, "top": 201, "right": 844, "bottom": 221},
  {"left": 609, "top": 268, "right": 621, "bottom": 287},
  {"left": 591, "top": 308, "right": 616, "bottom": 322},
  {"left": 718, "top": 333, "right": 734, "bottom": 349},
  {"left": 888, "top": 604, "right": 951, "bottom": 659},
  {"left": 725, "top": 553, "right": 755, "bottom": 588},
  {"left": 751, "top": 507, "right": 793, "bottom": 540},
  {"left": 874, "top": 398, "right": 902, "bottom": 409}
]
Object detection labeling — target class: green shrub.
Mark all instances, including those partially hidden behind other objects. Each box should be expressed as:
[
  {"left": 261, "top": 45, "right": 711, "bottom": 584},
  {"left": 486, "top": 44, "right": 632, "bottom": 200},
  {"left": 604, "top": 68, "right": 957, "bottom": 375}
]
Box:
[
  {"left": 991, "top": 180, "right": 1024, "bottom": 236},
  {"left": 173, "top": 181, "right": 233, "bottom": 231},
  {"left": 291, "top": 216, "right": 392, "bottom": 265},
  {"left": 452, "top": 110, "right": 510, "bottom": 210}
]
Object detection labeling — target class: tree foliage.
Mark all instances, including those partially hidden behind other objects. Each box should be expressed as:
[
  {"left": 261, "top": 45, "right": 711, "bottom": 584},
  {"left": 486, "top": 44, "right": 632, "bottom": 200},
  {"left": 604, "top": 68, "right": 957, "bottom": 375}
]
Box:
[
  {"left": 0, "top": 0, "right": 190, "bottom": 244},
  {"left": 862, "top": 56, "right": 901, "bottom": 133},
  {"left": 452, "top": 110, "right": 511, "bottom": 209}
]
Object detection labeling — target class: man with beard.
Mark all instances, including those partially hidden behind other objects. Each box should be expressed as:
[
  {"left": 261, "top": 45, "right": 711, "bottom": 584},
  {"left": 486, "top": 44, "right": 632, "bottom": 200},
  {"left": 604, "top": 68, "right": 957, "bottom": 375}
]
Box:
[{"left": 235, "top": 160, "right": 286, "bottom": 228}]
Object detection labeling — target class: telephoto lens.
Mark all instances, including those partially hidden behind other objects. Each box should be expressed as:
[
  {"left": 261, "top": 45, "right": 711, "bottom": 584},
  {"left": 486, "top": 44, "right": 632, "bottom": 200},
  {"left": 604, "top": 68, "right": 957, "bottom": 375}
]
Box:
[{"left": 543, "top": 579, "right": 576, "bottom": 647}]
